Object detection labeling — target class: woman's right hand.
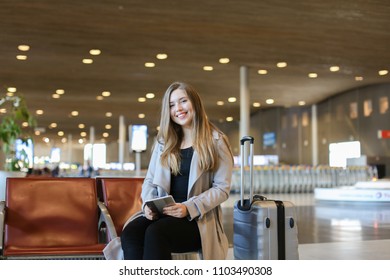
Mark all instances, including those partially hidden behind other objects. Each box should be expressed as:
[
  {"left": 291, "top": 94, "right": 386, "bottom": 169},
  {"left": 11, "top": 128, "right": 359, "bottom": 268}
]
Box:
[{"left": 144, "top": 204, "right": 158, "bottom": 220}]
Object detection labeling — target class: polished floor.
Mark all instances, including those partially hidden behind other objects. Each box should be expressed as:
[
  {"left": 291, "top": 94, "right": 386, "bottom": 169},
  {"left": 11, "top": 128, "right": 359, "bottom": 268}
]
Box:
[{"left": 222, "top": 192, "right": 390, "bottom": 260}]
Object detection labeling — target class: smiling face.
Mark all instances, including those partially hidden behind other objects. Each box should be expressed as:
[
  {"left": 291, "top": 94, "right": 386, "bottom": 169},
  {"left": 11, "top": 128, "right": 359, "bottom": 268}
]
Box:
[{"left": 169, "top": 88, "right": 194, "bottom": 129}]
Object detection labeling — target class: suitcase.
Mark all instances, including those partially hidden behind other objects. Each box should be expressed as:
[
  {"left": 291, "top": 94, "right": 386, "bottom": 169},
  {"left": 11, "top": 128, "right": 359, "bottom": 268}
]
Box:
[{"left": 233, "top": 136, "right": 299, "bottom": 260}]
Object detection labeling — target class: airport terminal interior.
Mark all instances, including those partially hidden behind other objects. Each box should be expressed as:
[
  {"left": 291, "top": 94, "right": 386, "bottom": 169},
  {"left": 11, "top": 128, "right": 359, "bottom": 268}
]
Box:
[{"left": 1, "top": 1, "right": 390, "bottom": 261}]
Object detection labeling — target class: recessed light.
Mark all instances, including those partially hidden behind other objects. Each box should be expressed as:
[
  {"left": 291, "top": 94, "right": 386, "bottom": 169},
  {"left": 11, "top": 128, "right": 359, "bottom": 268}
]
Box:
[
  {"left": 156, "top": 53, "right": 168, "bottom": 60},
  {"left": 145, "top": 62, "right": 155, "bottom": 67},
  {"left": 258, "top": 69, "right": 268, "bottom": 75},
  {"left": 226, "top": 117, "right": 234, "bottom": 122},
  {"left": 379, "top": 70, "right": 388, "bottom": 76},
  {"left": 102, "top": 91, "right": 111, "bottom": 97},
  {"left": 49, "top": 123, "right": 57, "bottom": 128},
  {"left": 217, "top": 101, "right": 224, "bottom": 106},
  {"left": 18, "top": 45, "right": 30, "bottom": 51},
  {"left": 219, "top": 58, "right": 230, "bottom": 64},
  {"left": 71, "top": 111, "right": 79, "bottom": 116},
  {"left": 330, "top": 66, "right": 340, "bottom": 72},
  {"left": 138, "top": 97, "right": 146, "bottom": 102},
  {"left": 203, "top": 66, "right": 213, "bottom": 71},
  {"left": 105, "top": 124, "right": 112, "bottom": 129},
  {"left": 96, "top": 96, "right": 104, "bottom": 100},
  {"left": 56, "top": 89, "right": 65, "bottom": 94},
  {"left": 103, "top": 132, "right": 109, "bottom": 138},
  {"left": 105, "top": 112, "right": 112, "bottom": 117},
  {"left": 58, "top": 131, "right": 65, "bottom": 136},
  {"left": 36, "top": 109, "right": 44, "bottom": 115},
  {"left": 16, "top": 55, "right": 27, "bottom": 60},
  {"left": 276, "top": 62, "right": 287, "bottom": 68},
  {"left": 253, "top": 102, "right": 261, "bottom": 107},
  {"left": 138, "top": 113, "right": 145, "bottom": 119},
  {"left": 52, "top": 94, "right": 60, "bottom": 99},
  {"left": 80, "top": 132, "right": 87, "bottom": 137},
  {"left": 308, "top": 73, "right": 318, "bottom": 78},
  {"left": 355, "top": 76, "right": 364, "bottom": 81},
  {"left": 228, "top": 97, "right": 236, "bottom": 103},
  {"left": 78, "top": 124, "right": 85, "bottom": 129},
  {"left": 146, "top": 93, "right": 155, "bottom": 99},
  {"left": 90, "top": 49, "right": 101, "bottom": 55},
  {"left": 7, "top": 87, "right": 17, "bottom": 92},
  {"left": 266, "top": 99, "right": 274, "bottom": 104},
  {"left": 298, "top": 101, "right": 306, "bottom": 106},
  {"left": 82, "top": 58, "right": 93, "bottom": 64}
]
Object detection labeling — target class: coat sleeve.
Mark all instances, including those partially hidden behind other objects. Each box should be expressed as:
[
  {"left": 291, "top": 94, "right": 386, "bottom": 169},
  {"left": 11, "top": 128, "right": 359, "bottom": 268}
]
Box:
[{"left": 184, "top": 134, "right": 233, "bottom": 220}]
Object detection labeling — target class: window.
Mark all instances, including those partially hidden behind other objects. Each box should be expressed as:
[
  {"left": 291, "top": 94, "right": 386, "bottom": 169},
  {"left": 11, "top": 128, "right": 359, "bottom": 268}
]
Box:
[
  {"left": 364, "top": 99, "right": 372, "bottom": 117},
  {"left": 379, "top": 96, "right": 388, "bottom": 114}
]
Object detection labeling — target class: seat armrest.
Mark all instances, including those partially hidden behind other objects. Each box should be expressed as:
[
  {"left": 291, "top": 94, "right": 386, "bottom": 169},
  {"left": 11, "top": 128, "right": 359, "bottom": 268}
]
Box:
[
  {"left": 0, "top": 201, "right": 5, "bottom": 253},
  {"left": 98, "top": 201, "right": 118, "bottom": 240}
]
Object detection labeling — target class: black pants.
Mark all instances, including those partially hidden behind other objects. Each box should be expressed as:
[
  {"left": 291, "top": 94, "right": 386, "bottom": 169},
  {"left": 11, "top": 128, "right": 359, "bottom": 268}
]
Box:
[{"left": 120, "top": 215, "right": 201, "bottom": 260}]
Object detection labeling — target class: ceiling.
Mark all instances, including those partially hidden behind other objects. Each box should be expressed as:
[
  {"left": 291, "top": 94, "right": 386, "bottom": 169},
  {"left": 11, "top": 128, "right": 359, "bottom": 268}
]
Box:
[{"left": 1, "top": 0, "right": 390, "bottom": 145}]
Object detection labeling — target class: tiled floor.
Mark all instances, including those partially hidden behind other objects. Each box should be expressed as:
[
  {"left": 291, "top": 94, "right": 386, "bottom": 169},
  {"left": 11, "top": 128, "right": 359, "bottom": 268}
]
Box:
[{"left": 222, "top": 192, "right": 390, "bottom": 260}]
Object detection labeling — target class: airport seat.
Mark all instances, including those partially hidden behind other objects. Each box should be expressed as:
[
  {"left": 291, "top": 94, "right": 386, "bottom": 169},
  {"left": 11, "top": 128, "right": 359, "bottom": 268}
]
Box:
[
  {"left": 97, "top": 177, "right": 144, "bottom": 242},
  {"left": 0, "top": 177, "right": 105, "bottom": 259}
]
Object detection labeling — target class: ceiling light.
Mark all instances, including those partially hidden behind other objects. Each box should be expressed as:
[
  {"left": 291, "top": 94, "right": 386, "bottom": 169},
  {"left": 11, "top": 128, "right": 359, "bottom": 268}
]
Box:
[
  {"left": 355, "top": 76, "right": 364, "bottom": 81},
  {"left": 96, "top": 96, "right": 104, "bottom": 100},
  {"left": 219, "top": 58, "right": 230, "bottom": 64},
  {"left": 43, "top": 137, "right": 50, "bottom": 143},
  {"left": 138, "top": 113, "right": 145, "bottom": 119},
  {"left": 82, "top": 58, "right": 93, "bottom": 64},
  {"left": 330, "top": 66, "right": 340, "bottom": 72},
  {"left": 266, "top": 99, "right": 274, "bottom": 104},
  {"left": 6, "top": 92, "right": 14, "bottom": 97},
  {"left": 145, "top": 93, "right": 155, "bottom": 99},
  {"left": 71, "top": 111, "right": 79, "bottom": 116},
  {"left": 56, "top": 89, "right": 65, "bottom": 94},
  {"left": 36, "top": 109, "right": 44, "bottom": 115},
  {"left": 34, "top": 131, "right": 40, "bottom": 136},
  {"left": 78, "top": 139, "right": 84, "bottom": 144},
  {"left": 138, "top": 97, "right": 146, "bottom": 102},
  {"left": 156, "top": 53, "right": 168, "bottom": 59},
  {"left": 49, "top": 123, "right": 57, "bottom": 128},
  {"left": 308, "top": 73, "right": 318, "bottom": 78},
  {"left": 276, "top": 62, "right": 287, "bottom": 68},
  {"left": 145, "top": 62, "right": 155, "bottom": 67},
  {"left": 217, "top": 101, "right": 224, "bottom": 106},
  {"left": 102, "top": 91, "right": 111, "bottom": 97},
  {"left": 228, "top": 97, "right": 236, "bottom": 103},
  {"left": 298, "top": 101, "right": 306, "bottom": 106},
  {"left": 58, "top": 131, "right": 65, "bottom": 136},
  {"left": 80, "top": 132, "right": 87, "bottom": 137},
  {"left": 7, "top": 87, "right": 17, "bottom": 92},
  {"left": 16, "top": 55, "right": 27, "bottom": 60},
  {"left": 90, "top": 49, "right": 101, "bottom": 55},
  {"left": 52, "top": 94, "right": 60, "bottom": 99},
  {"left": 203, "top": 66, "right": 213, "bottom": 71},
  {"left": 258, "top": 69, "right": 268, "bottom": 75},
  {"left": 253, "top": 102, "right": 261, "bottom": 107},
  {"left": 105, "top": 124, "right": 112, "bottom": 129},
  {"left": 226, "top": 117, "right": 234, "bottom": 122},
  {"left": 61, "top": 138, "right": 67, "bottom": 143},
  {"left": 105, "top": 112, "right": 112, "bottom": 117},
  {"left": 379, "top": 70, "right": 388, "bottom": 76},
  {"left": 18, "top": 45, "right": 30, "bottom": 51},
  {"left": 22, "top": 122, "right": 29, "bottom": 127},
  {"left": 78, "top": 124, "right": 85, "bottom": 129},
  {"left": 103, "top": 132, "right": 109, "bottom": 138}
]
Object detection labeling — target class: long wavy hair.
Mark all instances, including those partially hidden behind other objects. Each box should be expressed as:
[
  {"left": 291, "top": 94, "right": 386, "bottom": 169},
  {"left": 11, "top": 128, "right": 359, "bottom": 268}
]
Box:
[{"left": 157, "top": 81, "right": 231, "bottom": 175}]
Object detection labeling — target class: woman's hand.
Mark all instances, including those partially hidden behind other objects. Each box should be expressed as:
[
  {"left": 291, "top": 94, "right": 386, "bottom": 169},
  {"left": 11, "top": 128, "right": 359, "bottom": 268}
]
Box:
[
  {"left": 144, "top": 204, "right": 158, "bottom": 220},
  {"left": 162, "top": 203, "right": 188, "bottom": 218}
]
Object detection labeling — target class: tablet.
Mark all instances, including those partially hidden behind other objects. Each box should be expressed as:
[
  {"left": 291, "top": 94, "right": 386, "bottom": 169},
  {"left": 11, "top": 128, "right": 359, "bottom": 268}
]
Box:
[{"left": 145, "top": 195, "right": 175, "bottom": 214}]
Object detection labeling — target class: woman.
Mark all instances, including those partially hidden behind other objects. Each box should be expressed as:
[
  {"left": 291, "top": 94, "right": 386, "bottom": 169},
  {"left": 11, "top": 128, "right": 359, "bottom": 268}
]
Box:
[{"left": 120, "top": 81, "right": 233, "bottom": 260}]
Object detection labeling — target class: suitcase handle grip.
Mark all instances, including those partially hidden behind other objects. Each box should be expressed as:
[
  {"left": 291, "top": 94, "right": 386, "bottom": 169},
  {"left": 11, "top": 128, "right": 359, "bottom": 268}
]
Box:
[
  {"left": 240, "top": 136, "right": 254, "bottom": 145},
  {"left": 240, "top": 136, "right": 254, "bottom": 207}
]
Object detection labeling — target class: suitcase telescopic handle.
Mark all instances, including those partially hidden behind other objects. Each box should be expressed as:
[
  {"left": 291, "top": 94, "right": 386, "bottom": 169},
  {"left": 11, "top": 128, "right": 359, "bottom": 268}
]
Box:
[{"left": 240, "top": 136, "right": 254, "bottom": 208}]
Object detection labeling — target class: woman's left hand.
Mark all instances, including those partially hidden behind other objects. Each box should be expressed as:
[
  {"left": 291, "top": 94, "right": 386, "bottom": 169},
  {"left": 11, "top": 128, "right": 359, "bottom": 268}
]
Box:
[{"left": 162, "top": 203, "right": 188, "bottom": 218}]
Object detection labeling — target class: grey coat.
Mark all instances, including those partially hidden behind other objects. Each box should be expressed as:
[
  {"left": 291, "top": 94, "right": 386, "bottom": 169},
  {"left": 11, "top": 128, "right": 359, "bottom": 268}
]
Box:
[{"left": 141, "top": 130, "right": 233, "bottom": 260}]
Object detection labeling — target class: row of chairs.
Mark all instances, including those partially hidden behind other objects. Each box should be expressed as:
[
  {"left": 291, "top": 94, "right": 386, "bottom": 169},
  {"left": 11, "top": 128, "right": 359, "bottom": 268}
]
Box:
[{"left": 0, "top": 177, "right": 143, "bottom": 260}]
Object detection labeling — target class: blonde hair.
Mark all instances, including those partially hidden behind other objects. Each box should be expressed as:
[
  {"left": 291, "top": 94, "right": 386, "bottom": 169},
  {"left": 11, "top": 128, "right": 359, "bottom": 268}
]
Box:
[{"left": 157, "top": 81, "right": 228, "bottom": 175}]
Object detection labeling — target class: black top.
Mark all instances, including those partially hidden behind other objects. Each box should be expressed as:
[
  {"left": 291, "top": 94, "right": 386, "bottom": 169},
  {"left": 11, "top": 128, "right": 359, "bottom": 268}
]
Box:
[{"left": 170, "top": 147, "right": 194, "bottom": 203}]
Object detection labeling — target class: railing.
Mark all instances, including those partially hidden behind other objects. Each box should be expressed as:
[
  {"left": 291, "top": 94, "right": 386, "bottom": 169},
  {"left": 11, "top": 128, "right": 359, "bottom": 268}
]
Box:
[{"left": 231, "top": 165, "right": 377, "bottom": 194}]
